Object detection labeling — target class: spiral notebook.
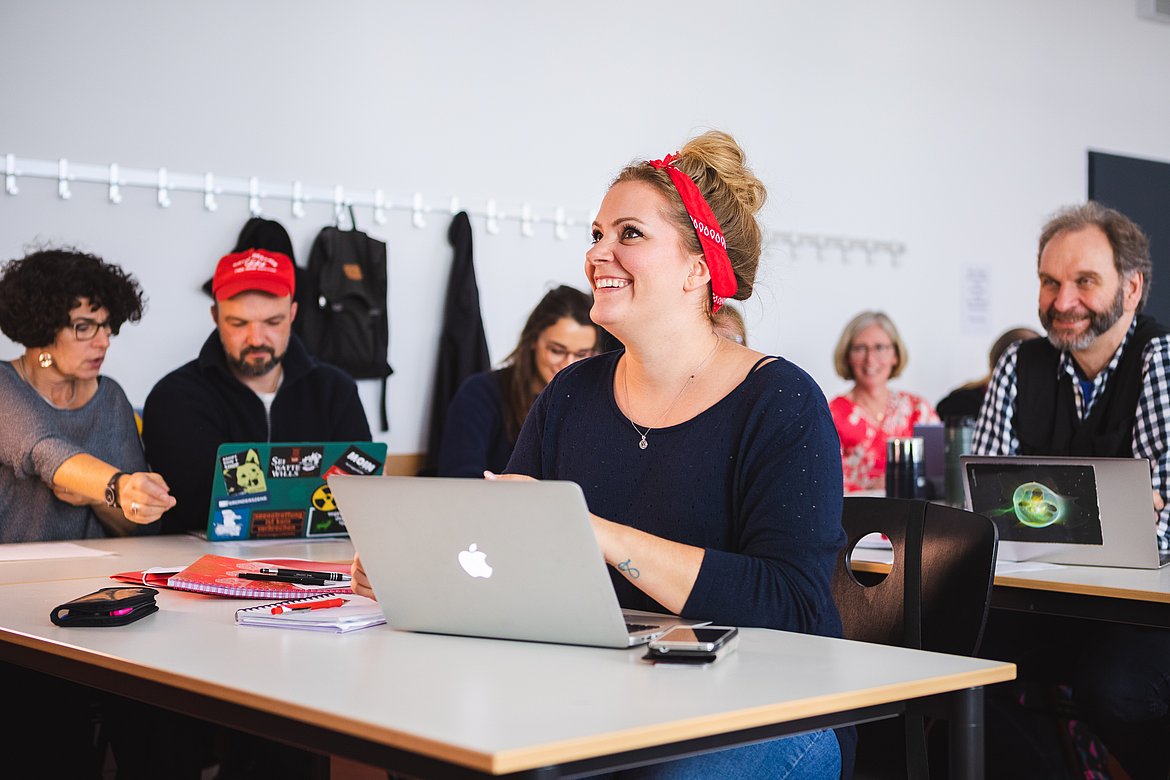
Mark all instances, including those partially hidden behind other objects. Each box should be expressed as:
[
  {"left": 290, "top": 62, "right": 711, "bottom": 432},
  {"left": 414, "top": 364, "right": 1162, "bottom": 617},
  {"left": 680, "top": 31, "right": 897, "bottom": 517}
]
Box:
[
  {"left": 166, "top": 554, "right": 353, "bottom": 599},
  {"left": 235, "top": 594, "right": 386, "bottom": 633}
]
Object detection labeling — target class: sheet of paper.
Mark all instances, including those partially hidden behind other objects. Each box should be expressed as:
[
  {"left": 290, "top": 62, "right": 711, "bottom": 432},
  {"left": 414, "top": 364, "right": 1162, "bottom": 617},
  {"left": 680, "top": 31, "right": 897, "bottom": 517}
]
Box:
[{"left": 0, "top": 542, "right": 116, "bottom": 562}]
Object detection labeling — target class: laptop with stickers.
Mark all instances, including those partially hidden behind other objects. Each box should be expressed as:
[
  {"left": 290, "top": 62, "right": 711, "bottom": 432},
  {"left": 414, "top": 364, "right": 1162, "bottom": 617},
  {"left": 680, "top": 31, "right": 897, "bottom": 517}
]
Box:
[
  {"left": 206, "top": 441, "right": 388, "bottom": 541},
  {"left": 328, "top": 475, "right": 697, "bottom": 648},
  {"left": 961, "top": 455, "right": 1168, "bottom": 569}
]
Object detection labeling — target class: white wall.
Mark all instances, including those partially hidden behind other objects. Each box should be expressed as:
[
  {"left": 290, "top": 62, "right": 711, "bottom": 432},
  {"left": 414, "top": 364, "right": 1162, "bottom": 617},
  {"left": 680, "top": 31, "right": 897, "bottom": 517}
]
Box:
[{"left": 2, "top": 0, "right": 1168, "bottom": 454}]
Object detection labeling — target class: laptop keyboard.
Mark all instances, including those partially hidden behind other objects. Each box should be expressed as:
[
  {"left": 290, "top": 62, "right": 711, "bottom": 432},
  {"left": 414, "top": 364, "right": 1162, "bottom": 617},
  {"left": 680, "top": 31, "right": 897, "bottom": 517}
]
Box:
[{"left": 625, "top": 621, "right": 660, "bottom": 634}]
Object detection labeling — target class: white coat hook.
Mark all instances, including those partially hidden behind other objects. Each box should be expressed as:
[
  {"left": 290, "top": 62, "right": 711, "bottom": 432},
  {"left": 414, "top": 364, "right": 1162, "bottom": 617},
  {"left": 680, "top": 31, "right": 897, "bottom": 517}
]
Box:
[
  {"left": 333, "top": 185, "right": 345, "bottom": 225},
  {"left": 553, "top": 206, "right": 567, "bottom": 241},
  {"left": 5, "top": 154, "right": 18, "bottom": 195},
  {"left": 485, "top": 199, "right": 500, "bottom": 235},
  {"left": 57, "top": 158, "right": 71, "bottom": 200},
  {"left": 248, "top": 177, "right": 262, "bottom": 216},
  {"left": 373, "top": 189, "right": 387, "bottom": 225},
  {"left": 520, "top": 203, "right": 535, "bottom": 238},
  {"left": 291, "top": 181, "right": 304, "bottom": 219},
  {"left": 157, "top": 168, "right": 171, "bottom": 208},
  {"left": 203, "top": 173, "right": 217, "bottom": 212},
  {"left": 108, "top": 163, "right": 122, "bottom": 205},
  {"left": 411, "top": 192, "right": 426, "bottom": 229},
  {"left": 449, "top": 196, "right": 460, "bottom": 215}
]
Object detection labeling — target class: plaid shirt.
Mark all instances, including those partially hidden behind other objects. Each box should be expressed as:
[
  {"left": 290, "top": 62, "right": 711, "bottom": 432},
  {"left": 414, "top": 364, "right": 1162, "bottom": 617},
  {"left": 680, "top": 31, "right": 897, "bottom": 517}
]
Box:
[{"left": 972, "top": 319, "right": 1170, "bottom": 548}]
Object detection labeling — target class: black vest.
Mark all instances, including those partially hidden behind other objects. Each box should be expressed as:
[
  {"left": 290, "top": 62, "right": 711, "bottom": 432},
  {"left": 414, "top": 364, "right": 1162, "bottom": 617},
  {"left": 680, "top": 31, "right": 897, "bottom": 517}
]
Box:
[{"left": 1014, "top": 315, "right": 1168, "bottom": 457}]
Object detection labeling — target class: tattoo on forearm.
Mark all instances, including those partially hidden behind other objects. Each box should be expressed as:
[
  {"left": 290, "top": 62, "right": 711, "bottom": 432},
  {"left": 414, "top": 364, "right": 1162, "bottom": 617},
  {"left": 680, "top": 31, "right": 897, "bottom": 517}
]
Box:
[{"left": 617, "top": 559, "right": 640, "bottom": 579}]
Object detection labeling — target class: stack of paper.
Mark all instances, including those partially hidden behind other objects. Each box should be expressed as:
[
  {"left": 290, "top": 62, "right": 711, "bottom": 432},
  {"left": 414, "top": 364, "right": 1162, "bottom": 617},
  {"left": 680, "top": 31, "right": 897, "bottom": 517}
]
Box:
[{"left": 235, "top": 594, "right": 386, "bottom": 633}]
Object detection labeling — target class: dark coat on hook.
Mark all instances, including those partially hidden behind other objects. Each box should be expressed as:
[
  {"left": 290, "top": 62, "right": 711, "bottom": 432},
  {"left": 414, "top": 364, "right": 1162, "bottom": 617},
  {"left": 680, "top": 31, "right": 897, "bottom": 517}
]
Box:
[
  {"left": 421, "top": 212, "right": 491, "bottom": 475},
  {"left": 200, "top": 217, "right": 301, "bottom": 299}
]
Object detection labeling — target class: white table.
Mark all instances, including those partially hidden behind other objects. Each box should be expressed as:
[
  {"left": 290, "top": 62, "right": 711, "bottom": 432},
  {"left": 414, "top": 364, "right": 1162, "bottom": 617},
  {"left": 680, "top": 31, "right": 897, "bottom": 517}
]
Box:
[
  {"left": 851, "top": 544, "right": 1170, "bottom": 629},
  {"left": 0, "top": 538, "right": 1015, "bottom": 778}
]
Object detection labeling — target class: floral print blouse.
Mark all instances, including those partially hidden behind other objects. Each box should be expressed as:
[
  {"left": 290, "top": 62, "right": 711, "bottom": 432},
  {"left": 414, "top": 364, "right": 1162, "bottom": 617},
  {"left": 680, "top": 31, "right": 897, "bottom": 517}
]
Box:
[{"left": 829, "top": 390, "right": 940, "bottom": 492}]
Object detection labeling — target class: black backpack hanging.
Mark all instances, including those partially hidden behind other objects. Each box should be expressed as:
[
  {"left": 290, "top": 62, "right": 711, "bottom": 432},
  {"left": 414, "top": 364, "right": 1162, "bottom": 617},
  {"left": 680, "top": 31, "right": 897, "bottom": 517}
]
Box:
[{"left": 298, "top": 205, "right": 393, "bottom": 431}]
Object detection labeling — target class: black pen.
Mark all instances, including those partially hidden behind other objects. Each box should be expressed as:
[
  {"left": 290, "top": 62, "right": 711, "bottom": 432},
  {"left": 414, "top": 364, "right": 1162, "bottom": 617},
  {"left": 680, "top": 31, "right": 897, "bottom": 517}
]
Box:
[
  {"left": 257, "top": 567, "right": 351, "bottom": 582},
  {"left": 238, "top": 572, "right": 333, "bottom": 586}
]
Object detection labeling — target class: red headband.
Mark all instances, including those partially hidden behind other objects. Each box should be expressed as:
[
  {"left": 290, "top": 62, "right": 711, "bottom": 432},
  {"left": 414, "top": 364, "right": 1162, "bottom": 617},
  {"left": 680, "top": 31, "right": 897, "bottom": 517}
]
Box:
[{"left": 648, "top": 153, "right": 736, "bottom": 313}]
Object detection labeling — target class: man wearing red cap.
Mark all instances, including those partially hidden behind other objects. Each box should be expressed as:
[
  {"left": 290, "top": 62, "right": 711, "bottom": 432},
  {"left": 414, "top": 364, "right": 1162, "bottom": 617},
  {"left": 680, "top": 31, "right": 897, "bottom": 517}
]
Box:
[{"left": 142, "top": 248, "right": 372, "bottom": 534}]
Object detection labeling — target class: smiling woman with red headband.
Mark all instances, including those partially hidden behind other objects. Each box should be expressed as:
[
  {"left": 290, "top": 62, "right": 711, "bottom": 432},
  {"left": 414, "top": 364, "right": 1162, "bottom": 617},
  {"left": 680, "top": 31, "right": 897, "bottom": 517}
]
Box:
[
  {"left": 353, "top": 131, "right": 852, "bottom": 778},
  {"left": 0, "top": 249, "right": 175, "bottom": 540}
]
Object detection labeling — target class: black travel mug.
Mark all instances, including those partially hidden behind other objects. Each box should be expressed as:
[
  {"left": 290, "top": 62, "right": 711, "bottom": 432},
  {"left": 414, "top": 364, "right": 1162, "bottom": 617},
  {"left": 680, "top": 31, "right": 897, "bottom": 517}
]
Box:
[{"left": 886, "top": 437, "right": 926, "bottom": 499}]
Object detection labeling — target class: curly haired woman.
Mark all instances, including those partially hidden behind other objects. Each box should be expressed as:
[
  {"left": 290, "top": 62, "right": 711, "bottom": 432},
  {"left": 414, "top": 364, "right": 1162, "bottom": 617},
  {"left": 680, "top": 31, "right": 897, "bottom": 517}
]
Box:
[{"left": 0, "top": 248, "right": 174, "bottom": 540}]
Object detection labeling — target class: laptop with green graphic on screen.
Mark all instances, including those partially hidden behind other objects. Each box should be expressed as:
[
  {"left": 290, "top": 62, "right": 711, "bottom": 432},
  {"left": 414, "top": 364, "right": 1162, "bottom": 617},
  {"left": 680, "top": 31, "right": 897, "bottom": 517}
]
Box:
[{"left": 205, "top": 441, "right": 387, "bottom": 541}]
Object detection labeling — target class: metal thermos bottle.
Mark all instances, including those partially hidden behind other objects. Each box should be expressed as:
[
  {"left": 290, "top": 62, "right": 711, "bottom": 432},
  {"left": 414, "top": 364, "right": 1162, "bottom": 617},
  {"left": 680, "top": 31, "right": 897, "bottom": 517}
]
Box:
[
  {"left": 944, "top": 416, "right": 975, "bottom": 507},
  {"left": 885, "top": 437, "right": 926, "bottom": 499}
]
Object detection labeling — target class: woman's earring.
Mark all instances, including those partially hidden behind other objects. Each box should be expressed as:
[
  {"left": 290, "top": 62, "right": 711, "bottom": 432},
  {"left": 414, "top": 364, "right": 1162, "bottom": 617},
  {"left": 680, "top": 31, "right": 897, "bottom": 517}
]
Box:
[{"left": 37, "top": 352, "right": 53, "bottom": 369}]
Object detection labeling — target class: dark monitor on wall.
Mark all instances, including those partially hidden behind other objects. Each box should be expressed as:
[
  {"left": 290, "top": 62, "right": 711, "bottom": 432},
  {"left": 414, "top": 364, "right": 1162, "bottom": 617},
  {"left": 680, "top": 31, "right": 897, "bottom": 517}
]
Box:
[{"left": 1088, "top": 150, "right": 1170, "bottom": 327}]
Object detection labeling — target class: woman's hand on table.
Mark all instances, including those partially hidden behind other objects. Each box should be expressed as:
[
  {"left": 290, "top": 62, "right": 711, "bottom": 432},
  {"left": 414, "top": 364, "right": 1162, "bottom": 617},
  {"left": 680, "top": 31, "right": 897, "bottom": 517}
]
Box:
[{"left": 351, "top": 553, "right": 376, "bottom": 600}]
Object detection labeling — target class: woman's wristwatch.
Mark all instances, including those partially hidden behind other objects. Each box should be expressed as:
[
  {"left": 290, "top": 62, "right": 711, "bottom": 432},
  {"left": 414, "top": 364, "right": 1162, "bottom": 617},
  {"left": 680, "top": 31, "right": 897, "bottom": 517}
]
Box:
[{"left": 104, "top": 472, "right": 129, "bottom": 508}]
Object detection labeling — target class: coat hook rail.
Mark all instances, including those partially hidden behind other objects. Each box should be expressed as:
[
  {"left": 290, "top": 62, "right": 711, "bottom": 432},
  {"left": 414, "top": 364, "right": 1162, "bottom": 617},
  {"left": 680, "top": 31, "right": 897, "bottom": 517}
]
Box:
[{"left": 2, "top": 154, "right": 907, "bottom": 260}]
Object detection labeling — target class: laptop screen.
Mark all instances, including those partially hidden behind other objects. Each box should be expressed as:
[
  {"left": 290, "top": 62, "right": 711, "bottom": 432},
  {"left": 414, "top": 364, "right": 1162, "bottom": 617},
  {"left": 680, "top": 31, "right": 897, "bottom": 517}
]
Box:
[
  {"left": 964, "top": 461, "right": 1104, "bottom": 545},
  {"left": 207, "top": 441, "right": 388, "bottom": 541}
]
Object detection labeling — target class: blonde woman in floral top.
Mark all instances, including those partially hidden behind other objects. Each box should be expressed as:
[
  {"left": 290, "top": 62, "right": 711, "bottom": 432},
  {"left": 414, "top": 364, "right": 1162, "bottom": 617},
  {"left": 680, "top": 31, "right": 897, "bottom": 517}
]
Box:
[{"left": 829, "top": 311, "right": 939, "bottom": 492}]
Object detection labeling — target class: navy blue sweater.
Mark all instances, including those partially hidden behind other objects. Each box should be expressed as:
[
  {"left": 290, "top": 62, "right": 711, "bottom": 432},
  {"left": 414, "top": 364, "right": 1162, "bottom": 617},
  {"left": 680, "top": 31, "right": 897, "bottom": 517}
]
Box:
[
  {"left": 436, "top": 370, "right": 515, "bottom": 478},
  {"left": 507, "top": 350, "right": 846, "bottom": 637}
]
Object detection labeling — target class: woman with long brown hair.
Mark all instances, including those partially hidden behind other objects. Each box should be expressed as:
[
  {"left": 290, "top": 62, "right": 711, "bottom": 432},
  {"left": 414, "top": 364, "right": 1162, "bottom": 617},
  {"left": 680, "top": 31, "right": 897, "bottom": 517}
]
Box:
[{"left": 437, "top": 285, "right": 599, "bottom": 477}]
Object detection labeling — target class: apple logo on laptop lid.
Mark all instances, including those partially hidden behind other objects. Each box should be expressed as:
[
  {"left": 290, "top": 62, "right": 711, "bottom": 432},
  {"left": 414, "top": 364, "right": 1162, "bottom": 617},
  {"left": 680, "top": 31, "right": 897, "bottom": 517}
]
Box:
[{"left": 458, "top": 544, "right": 493, "bottom": 579}]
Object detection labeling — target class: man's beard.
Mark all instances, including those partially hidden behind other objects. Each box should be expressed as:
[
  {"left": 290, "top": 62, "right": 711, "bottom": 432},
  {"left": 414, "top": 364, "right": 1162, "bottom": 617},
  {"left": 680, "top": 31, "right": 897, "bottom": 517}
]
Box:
[
  {"left": 1039, "top": 285, "right": 1125, "bottom": 351},
  {"left": 229, "top": 346, "right": 282, "bottom": 377}
]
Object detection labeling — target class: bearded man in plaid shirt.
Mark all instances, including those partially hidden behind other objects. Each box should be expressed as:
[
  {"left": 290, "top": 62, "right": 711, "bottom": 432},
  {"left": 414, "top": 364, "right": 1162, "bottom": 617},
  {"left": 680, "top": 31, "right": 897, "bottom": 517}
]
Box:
[{"left": 973, "top": 201, "right": 1170, "bottom": 780}]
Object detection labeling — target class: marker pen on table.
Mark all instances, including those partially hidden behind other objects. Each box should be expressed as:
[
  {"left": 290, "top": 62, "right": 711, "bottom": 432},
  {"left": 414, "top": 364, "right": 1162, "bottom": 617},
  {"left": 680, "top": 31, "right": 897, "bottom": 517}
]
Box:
[
  {"left": 257, "top": 567, "right": 351, "bottom": 582},
  {"left": 238, "top": 572, "right": 335, "bottom": 586},
  {"left": 271, "top": 598, "right": 348, "bottom": 615}
]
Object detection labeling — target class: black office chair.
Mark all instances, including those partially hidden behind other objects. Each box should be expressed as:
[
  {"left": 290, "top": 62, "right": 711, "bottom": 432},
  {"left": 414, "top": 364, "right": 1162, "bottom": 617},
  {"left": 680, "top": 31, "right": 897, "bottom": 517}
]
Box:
[{"left": 832, "top": 497, "right": 999, "bottom": 780}]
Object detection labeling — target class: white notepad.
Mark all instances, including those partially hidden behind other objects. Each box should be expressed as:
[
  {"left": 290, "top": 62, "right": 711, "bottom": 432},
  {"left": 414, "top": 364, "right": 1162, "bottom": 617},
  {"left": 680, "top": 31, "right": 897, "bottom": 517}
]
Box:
[{"left": 235, "top": 594, "right": 386, "bottom": 633}]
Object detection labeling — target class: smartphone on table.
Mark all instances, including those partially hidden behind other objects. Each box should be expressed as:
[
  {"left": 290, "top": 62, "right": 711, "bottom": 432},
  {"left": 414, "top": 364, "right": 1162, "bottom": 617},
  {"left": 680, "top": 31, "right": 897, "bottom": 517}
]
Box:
[{"left": 645, "top": 626, "right": 739, "bottom": 664}]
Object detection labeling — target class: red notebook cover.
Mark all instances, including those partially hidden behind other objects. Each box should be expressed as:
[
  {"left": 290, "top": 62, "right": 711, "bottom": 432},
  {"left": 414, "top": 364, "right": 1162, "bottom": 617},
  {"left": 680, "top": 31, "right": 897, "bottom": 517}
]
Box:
[{"left": 113, "top": 555, "right": 352, "bottom": 599}]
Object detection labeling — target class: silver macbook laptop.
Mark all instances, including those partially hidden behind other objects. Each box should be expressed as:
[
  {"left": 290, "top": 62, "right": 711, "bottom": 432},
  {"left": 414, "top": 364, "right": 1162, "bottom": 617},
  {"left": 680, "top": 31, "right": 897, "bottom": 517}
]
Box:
[
  {"left": 328, "top": 475, "right": 696, "bottom": 648},
  {"left": 961, "top": 455, "right": 1168, "bottom": 569}
]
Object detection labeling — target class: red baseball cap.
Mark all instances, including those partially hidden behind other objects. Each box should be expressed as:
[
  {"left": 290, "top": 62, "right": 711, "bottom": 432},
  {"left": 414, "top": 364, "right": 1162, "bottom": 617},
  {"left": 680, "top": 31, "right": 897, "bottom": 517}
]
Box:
[{"left": 212, "top": 248, "right": 295, "bottom": 301}]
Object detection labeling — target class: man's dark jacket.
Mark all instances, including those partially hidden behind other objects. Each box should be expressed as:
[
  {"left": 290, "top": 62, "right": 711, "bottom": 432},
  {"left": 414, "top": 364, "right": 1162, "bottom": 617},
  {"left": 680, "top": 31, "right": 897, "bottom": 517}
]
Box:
[{"left": 143, "top": 332, "right": 371, "bottom": 534}]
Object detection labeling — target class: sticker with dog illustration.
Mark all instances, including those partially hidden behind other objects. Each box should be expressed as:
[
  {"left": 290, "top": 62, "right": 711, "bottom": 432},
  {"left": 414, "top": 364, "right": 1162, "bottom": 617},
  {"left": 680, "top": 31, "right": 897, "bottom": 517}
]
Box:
[{"left": 219, "top": 448, "right": 270, "bottom": 505}]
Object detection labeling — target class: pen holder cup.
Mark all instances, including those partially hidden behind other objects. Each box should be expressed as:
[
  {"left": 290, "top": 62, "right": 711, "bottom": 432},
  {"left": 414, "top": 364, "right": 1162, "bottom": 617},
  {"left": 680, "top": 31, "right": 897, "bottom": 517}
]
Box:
[{"left": 885, "top": 437, "right": 926, "bottom": 499}]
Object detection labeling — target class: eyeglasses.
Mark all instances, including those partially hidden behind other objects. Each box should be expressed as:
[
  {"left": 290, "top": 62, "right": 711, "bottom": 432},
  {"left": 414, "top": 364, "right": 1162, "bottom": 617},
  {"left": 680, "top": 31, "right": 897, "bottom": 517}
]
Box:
[
  {"left": 848, "top": 343, "right": 894, "bottom": 358},
  {"left": 70, "top": 318, "right": 118, "bottom": 341},
  {"left": 542, "top": 342, "right": 598, "bottom": 364}
]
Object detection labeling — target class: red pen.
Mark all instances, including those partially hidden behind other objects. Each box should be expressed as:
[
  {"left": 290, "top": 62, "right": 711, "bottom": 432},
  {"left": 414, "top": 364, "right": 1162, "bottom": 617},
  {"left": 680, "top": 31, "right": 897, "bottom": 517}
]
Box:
[{"left": 271, "top": 598, "right": 348, "bottom": 615}]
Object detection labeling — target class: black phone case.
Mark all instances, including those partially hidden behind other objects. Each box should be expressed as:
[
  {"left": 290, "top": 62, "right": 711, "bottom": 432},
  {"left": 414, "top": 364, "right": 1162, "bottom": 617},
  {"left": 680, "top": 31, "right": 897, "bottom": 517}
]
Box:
[{"left": 50, "top": 587, "right": 159, "bottom": 627}]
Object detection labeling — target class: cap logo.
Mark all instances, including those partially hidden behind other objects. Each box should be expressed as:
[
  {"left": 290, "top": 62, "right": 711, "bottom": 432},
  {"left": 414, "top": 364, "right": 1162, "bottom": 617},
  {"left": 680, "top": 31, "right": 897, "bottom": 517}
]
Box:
[{"left": 233, "top": 252, "right": 279, "bottom": 274}]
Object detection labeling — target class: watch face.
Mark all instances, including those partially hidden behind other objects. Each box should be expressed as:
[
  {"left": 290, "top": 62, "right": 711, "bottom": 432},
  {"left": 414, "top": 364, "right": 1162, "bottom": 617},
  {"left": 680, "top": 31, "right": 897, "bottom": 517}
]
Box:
[{"left": 105, "top": 473, "right": 123, "bottom": 507}]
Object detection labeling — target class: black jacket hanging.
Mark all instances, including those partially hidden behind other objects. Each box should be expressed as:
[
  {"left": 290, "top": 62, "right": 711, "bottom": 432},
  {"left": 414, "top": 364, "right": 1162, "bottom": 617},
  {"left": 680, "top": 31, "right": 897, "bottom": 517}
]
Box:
[
  {"left": 298, "top": 208, "right": 393, "bottom": 431},
  {"left": 422, "top": 212, "right": 491, "bottom": 473},
  {"left": 202, "top": 216, "right": 299, "bottom": 298}
]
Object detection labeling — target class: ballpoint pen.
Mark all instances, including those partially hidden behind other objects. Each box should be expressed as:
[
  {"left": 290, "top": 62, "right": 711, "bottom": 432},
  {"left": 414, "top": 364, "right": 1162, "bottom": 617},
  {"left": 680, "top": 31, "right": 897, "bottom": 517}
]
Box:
[
  {"left": 271, "top": 597, "right": 348, "bottom": 615},
  {"left": 257, "top": 567, "right": 351, "bottom": 582},
  {"left": 238, "top": 572, "right": 335, "bottom": 586}
]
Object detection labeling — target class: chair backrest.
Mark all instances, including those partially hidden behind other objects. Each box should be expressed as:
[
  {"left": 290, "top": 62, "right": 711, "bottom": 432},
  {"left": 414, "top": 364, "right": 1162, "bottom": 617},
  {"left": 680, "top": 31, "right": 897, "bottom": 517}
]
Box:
[{"left": 832, "top": 497, "right": 999, "bottom": 656}]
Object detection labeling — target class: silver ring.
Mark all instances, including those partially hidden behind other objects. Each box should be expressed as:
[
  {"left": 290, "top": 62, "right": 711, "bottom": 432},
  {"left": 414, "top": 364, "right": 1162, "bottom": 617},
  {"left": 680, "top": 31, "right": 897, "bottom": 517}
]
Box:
[{"left": 130, "top": 502, "right": 140, "bottom": 516}]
